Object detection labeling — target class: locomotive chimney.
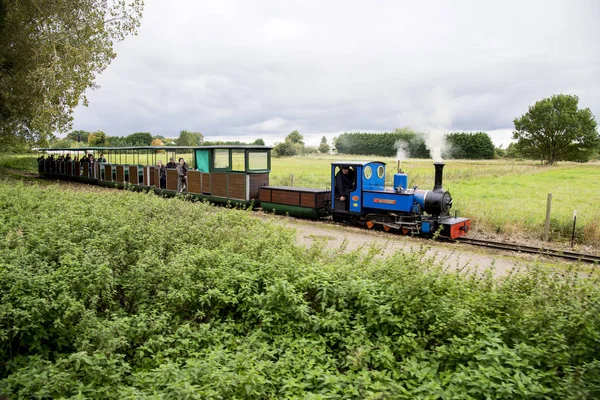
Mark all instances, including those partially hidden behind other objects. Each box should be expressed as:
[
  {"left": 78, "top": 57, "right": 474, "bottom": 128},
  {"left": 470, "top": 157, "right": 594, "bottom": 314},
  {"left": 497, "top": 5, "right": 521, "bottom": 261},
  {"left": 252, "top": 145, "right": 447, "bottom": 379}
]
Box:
[{"left": 433, "top": 162, "right": 445, "bottom": 192}]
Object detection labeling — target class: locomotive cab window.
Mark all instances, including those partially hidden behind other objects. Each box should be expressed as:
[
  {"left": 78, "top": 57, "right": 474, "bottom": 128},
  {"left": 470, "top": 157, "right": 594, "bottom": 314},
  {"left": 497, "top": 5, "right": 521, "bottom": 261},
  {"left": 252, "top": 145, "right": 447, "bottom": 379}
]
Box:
[
  {"left": 377, "top": 165, "right": 385, "bottom": 179},
  {"left": 364, "top": 166, "right": 372, "bottom": 179}
]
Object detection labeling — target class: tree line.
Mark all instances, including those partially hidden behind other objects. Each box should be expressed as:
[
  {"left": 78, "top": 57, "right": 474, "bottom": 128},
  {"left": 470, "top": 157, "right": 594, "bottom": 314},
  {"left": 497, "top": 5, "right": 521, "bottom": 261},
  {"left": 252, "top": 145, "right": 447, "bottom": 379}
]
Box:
[
  {"left": 274, "top": 95, "right": 599, "bottom": 164},
  {"left": 46, "top": 130, "right": 265, "bottom": 149},
  {"left": 330, "top": 130, "right": 496, "bottom": 159}
]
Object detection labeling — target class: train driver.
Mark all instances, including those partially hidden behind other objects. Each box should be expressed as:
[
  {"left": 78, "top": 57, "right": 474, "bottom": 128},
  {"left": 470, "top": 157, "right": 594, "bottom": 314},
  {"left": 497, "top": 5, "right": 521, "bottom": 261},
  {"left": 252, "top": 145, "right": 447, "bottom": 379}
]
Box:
[{"left": 335, "top": 165, "right": 356, "bottom": 206}]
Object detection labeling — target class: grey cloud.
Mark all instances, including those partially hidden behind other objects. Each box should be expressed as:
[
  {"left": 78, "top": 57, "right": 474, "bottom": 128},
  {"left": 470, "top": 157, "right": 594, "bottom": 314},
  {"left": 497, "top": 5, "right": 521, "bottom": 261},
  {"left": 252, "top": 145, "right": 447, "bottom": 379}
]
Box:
[{"left": 72, "top": 0, "right": 600, "bottom": 147}]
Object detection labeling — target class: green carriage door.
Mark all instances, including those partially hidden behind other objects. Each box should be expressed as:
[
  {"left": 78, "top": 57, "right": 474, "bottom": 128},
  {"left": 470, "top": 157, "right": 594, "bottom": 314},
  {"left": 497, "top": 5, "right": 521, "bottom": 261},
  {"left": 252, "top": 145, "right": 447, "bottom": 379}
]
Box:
[{"left": 195, "top": 149, "right": 210, "bottom": 172}]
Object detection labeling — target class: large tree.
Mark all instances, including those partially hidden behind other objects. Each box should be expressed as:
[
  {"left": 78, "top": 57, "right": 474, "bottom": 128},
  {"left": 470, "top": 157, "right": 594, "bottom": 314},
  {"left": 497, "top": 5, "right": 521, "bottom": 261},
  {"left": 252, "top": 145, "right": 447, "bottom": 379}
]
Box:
[
  {"left": 87, "top": 130, "right": 108, "bottom": 146},
  {"left": 318, "top": 136, "right": 330, "bottom": 154},
  {"left": 126, "top": 131, "right": 153, "bottom": 146},
  {"left": 513, "top": 94, "right": 599, "bottom": 165},
  {"left": 176, "top": 130, "right": 203, "bottom": 146},
  {"left": 0, "top": 0, "right": 144, "bottom": 147},
  {"left": 286, "top": 130, "right": 304, "bottom": 145},
  {"left": 66, "top": 130, "right": 89, "bottom": 143},
  {"left": 273, "top": 130, "right": 305, "bottom": 157}
]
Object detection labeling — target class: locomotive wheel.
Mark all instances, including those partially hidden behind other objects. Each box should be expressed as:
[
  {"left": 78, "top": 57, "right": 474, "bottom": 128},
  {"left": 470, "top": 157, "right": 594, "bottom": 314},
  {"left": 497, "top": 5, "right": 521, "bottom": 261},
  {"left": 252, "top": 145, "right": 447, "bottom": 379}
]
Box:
[
  {"left": 383, "top": 225, "right": 391, "bottom": 232},
  {"left": 332, "top": 214, "right": 345, "bottom": 223},
  {"left": 365, "top": 220, "right": 375, "bottom": 229}
]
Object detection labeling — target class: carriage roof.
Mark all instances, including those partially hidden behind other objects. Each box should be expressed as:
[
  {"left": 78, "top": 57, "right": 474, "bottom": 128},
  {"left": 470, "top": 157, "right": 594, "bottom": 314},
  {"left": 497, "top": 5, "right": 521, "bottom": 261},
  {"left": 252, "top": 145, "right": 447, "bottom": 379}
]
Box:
[{"left": 36, "top": 145, "right": 273, "bottom": 151}]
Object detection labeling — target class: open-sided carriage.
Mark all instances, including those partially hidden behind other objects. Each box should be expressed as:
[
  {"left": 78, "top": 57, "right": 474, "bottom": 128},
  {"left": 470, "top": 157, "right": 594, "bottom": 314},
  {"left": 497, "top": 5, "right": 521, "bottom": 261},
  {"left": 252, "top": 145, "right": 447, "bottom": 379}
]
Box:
[{"left": 37, "top": 145, "right": 272, "bottom": 205}]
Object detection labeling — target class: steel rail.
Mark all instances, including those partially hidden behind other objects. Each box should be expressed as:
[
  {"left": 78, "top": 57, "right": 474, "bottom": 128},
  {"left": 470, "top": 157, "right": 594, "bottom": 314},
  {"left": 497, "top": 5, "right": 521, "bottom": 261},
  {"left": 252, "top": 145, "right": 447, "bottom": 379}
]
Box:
[{"left": 453, "top": 237, "right": 600, "bottom": 264}]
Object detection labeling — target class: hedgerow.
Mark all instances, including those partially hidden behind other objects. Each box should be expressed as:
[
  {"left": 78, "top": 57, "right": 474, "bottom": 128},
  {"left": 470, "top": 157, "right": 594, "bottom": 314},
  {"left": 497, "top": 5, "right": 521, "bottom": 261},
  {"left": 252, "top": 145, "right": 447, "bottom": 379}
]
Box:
[
  {"left": 1, "top": 181, "right": 599, "bottom": 398},
  {"left": 334, "top": 132, "right": 431, "bottom": 158}
]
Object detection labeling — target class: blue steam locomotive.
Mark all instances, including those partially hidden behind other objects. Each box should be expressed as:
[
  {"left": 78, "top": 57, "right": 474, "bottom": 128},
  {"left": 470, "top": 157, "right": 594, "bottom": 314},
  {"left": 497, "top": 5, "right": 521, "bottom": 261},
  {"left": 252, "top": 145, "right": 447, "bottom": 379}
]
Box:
[{"left": 260, "top": 161, "right": 470, "bottom": 239}]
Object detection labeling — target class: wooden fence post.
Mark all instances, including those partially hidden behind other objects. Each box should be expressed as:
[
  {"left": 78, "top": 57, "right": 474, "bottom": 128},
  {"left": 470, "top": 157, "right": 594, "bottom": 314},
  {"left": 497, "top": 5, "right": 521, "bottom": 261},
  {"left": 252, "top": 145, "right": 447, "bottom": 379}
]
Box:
[
  {"left": 571, "top": 210, "right": 577, "bottom": 248},
  {"left": 543, "top": 193, "right": 552, "bottom": 241},
  {"left": 291, "top": 174, "right": 295, "bottom": 187}
]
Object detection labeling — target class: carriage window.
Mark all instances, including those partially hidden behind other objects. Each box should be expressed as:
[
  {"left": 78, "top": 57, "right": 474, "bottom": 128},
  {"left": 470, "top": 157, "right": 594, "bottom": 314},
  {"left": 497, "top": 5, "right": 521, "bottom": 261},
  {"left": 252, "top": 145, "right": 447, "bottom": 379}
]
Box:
[
  {"left": 364, "top": 166, "right": 372, "bottom": 179},
  {"left": 232, "top": 150, "right": 245, "bottom": 171},
  {"left": 377, "top": 165, "right": 385, "bottom": 178},
  {"left": 214, "top": 149, "right": 230, "bottom": 169},
  {"left": 248, "top": 152, "right": 268, "bottom": 171}
]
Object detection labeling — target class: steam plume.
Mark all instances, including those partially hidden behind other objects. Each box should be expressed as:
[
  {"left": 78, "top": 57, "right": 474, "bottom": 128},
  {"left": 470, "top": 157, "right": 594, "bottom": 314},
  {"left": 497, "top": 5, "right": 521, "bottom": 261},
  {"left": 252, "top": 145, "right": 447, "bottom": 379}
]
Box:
[
  {"left": 414, "top": 87, "right": 454, "bottom": 162},
  {"left": 394, "top": 140, "right": 409, "bottom": 161}
]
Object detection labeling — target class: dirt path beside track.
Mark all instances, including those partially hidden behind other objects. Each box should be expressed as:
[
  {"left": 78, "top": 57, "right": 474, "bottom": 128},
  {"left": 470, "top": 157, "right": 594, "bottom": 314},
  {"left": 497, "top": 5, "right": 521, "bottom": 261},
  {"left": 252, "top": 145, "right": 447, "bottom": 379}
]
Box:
[{"left": 258, "top": 213, "right": 594, "bottom": 277}]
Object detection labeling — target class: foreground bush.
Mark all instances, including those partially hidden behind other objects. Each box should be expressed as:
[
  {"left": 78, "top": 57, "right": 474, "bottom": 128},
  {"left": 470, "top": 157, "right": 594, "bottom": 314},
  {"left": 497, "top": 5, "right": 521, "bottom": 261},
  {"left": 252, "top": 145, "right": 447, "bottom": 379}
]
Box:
[{"left": 0, "top": 181, "right": 599, "bottom": 399}]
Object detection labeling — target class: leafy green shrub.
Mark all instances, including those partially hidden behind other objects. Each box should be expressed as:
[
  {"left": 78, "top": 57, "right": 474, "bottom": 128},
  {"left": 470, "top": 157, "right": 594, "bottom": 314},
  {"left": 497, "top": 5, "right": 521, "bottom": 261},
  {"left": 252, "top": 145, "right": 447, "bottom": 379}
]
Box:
[{"left": 1, "top": 181, "right": 599, "bottom": 398}]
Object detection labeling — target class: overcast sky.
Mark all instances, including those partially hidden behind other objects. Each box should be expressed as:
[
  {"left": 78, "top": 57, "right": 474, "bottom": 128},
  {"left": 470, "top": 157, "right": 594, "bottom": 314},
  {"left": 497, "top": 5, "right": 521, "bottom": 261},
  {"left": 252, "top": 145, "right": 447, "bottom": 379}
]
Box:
[{"left": 71, "top": 0, "right": 600, "bottom": 147}]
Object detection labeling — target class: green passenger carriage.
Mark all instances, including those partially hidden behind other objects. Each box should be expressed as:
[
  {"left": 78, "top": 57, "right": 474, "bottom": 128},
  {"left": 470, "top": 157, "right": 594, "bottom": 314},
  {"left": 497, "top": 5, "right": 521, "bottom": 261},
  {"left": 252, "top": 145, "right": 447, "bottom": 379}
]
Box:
[{"left": 37, "top": 145, "right": 273, "bottom": 206}]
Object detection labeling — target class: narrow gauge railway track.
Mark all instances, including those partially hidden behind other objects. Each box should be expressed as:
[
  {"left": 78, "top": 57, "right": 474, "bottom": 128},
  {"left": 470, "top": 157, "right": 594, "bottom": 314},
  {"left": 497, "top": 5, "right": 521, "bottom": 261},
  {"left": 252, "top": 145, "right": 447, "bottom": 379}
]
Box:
[
  {"left": 279, "top": 215, "right": 600, "bottom": 265},
  {"left": 452, "top": 237, "right": 600, "bottom": 264}
]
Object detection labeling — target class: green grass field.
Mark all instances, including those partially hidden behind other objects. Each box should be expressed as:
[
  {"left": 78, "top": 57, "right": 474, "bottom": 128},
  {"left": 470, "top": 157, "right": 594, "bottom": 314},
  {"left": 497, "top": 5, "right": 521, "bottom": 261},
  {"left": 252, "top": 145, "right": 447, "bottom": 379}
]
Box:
[{"left": 2, "top": 153, "right": 599, "bottom": 245}]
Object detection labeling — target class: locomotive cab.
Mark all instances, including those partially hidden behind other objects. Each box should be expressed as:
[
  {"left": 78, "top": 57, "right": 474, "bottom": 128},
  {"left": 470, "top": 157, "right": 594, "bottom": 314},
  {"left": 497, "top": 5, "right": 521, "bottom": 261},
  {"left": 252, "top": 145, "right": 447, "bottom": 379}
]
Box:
[{"left": 331, "top": 161, "right": 387, "bottom": 215}]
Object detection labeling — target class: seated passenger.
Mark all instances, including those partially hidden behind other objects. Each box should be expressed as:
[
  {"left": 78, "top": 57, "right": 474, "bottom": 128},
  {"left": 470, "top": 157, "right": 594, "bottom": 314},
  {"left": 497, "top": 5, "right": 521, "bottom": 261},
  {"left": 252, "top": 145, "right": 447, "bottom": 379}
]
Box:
[
  {"left": 98, "top": 154, "right": 106, "bottom": 163},
  {"left": 335, "top": 165, "right": 356, "bottom": 206},
  {"left": 64, "top": 154, "right": 71, "bottom": 162},
  {"left": 166, "top": 157, "right": 177, "bottom": 169}
]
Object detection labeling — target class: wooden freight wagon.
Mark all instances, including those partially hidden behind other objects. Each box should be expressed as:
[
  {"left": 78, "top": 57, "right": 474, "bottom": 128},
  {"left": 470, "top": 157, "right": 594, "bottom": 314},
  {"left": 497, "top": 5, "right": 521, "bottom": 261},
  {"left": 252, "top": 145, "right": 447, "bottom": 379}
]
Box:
[{"left": 259, "top": 186, "right": 331, "bottom": 218}]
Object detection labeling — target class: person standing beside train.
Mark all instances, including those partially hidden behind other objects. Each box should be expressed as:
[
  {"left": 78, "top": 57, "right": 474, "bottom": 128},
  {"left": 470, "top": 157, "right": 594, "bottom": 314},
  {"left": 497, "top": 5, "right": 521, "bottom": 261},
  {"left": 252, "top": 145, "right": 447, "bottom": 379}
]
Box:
[
  {"left": 176, "top": 157, "right": 189, "bottom": 193},
  {"left": 157, "top": 160, "right": 167, "bottom": 189}
]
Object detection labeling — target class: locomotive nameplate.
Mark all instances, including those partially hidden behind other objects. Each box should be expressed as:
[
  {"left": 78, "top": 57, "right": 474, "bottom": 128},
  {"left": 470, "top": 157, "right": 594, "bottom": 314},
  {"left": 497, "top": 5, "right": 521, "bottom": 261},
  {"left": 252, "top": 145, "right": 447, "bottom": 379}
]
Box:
[{"left": 374, "top": 198, "right": 396, "bottom": 204}]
